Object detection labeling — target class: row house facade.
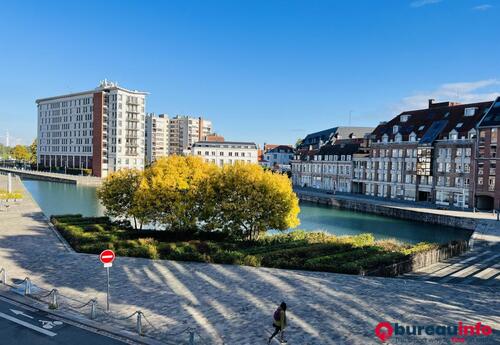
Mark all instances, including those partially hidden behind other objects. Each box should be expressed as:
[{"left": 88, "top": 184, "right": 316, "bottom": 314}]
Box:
[
  {"left": 292, "top": 139, "right": 368, "bottom": 192},
  {"left": 476, "top": 97, "right": 500, "bottom": 209},
  {"left": 353, "top": 99, "right": 493, "bottom": 209}
]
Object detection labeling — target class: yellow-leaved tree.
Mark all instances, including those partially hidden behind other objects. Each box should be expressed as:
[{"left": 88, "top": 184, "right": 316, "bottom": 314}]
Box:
[
  {"left": 136, "top": 156, "right": 218, "bottom": 231},
  {"left": 96, "top": 168, "right": 146, "bottom": 230},
  {"left": 201, "top": 163, "right": 300, "bottom": 240}
]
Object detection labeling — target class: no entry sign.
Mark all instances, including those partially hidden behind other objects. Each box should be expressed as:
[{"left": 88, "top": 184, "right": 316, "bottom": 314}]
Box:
[{"left": 100, "top": 250, "right": 115, "bottom": 267}]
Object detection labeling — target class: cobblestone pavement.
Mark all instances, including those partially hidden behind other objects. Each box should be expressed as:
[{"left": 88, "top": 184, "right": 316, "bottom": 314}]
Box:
[{"left": 0, "top": 176, "right": 499, "bottom": 344}]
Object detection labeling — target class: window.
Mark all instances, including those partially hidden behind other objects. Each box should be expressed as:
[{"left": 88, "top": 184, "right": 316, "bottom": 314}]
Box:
[
  {"left": 456, "top": 123, "right": 463, "bottom": 128},
  {"left": 478, "top": 177, "right": 483, "bottom": 185},
  {"left": 400, "top": 114, "right": 411, "bottom": 122},
  {"left": 464, "top": 107, "right": 476, "bottom": 116},
  {"left": 492, "top": 128, "right": 498, "bottom": 144},
  {"left": 393, "top": 125, "right": 399, "bottom": 134}
]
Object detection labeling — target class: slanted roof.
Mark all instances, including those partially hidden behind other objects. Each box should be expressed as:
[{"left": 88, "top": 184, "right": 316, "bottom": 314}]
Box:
[
  {"left": 266, "top": 145, "right": 294, "bottom": 154},
  {"left": 371, "top": 100, "right": 493, "bottom": 144},
  {"left": 479, "top": 97, "right": 500, "bottom": 127},
  {"left": 317, "top": 142, "right": 361, "bottom": 157},
  {"left": 298, "top": 126, "right": 374, "bottom": 149}
]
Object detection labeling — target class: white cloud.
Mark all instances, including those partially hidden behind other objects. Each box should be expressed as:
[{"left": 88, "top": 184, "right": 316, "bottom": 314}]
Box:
[
  {"left": 473, "top": 4, "right": 492, "bottom": 10},
  {"left": 410, "top": 0, "right": 442, "bottom": 8},
  {"left": 393, "top": 79, "right": 500, "bottom": 112}
]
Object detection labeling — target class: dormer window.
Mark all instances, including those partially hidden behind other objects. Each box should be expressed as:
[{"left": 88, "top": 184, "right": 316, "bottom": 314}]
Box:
[
  {"left": 456, "top": 123, "right": 463, "bottom": 128},
  {"left": 382, "top": 134, "right": 389, "bottom": 143},
  {"left": 468, "top": 128, "right": 476, "bottom": 139},
  {"left": 334, "top": 155, "right": 338, "bottom": 161},
  {"left": 393, "top": 125, "right": 399, "bottom": 134},
  {"left": 449, "top": 130, "right": 458, "bottom": 140},
  {"left": 395, "top": 133, "right": 402, "bottom": 142},
  {"left": 409, "top": 132, "right": 417, "bottom": 142},
  {"left": 400, "top": 114, "right": 411, "bottom": 122},
  {"left": 418, "top": 125, "right": 425, "bottom": 131},
  {"left": 464, "top": 107, "right": 476, "bottom": 116}
]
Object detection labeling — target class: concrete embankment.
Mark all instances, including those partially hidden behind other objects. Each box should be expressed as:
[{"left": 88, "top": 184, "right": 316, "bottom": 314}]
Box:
[{"left": 0, "top": 167, "right": 102, "bottom": 186}]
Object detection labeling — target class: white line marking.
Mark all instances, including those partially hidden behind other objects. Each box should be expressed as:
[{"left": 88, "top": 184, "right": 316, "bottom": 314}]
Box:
[
  {"left": 10, "top": 309, "right": 34, "bottom": 319},
  {"left": 0, "top": 311, "right": 57, "bottom": 337},
  {"left": 101, "top": 255, "right": 114, "bottom": 259}
]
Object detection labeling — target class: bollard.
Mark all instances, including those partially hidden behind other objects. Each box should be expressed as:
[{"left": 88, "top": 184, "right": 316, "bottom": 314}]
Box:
[
  {"left": 50, "top": 289, "right": 58, "bottom": 309},
  {"left": 24, "top": 278, "right": 31, "bottom": 295},
  {"left": 0, "top": 268, "right": 6, "bottom": 285},
  {"left": 90, "top": 299, "right": 97, "bottom": 320},
  {"left": 136, "top": 311, "right": 143, "bottom": 336},
  {"left": 189, "top": 330, "right": 195, "bottom": 345},
  {"left": 497, "top": 211, "right": 499, "bottom": 221}
]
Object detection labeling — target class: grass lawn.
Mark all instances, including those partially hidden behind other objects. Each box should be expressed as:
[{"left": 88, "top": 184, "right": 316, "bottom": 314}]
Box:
[{"left": 51, "top": 214, "right": 444, "bottom": 276}]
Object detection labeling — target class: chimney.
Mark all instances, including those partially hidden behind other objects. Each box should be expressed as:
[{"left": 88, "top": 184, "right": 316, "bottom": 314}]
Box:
[{"left": 428, "top": 99, "right": 435, "bottom": 108}]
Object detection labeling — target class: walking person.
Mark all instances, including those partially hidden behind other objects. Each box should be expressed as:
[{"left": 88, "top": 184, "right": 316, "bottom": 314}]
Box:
[{"left": 268, "top": 302, "right": 287, "bottom": 344}]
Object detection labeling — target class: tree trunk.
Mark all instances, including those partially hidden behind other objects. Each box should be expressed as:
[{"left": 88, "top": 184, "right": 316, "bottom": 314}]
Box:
[{"left": 133, "top": 217, "right": 138, "bottom": 230}]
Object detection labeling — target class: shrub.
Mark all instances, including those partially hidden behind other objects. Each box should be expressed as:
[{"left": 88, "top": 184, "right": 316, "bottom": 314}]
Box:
[{"left": 116, "top": 238, "right": 159, "bottom": 259}]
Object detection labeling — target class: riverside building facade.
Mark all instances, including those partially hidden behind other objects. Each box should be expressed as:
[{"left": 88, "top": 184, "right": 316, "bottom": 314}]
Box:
[
  {"left": 353, "top": 99, "right": 492, "bottom": 209},
  {"left": 292, "top": 139, "right": 367, "bottom": 192},
  {"left": 36, "top": 80, "right": 148, "bottom": 177},
  {"left": 291, "top": 126, "right": 373, "bottom": 191},
  {"left": 476, "top": 97, "right": 500, "bottom": 209}
]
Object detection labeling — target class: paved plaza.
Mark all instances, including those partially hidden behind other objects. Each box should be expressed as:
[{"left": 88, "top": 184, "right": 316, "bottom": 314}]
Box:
[{"left": 0, "top": 175, "right": 499, "bottom": 344}]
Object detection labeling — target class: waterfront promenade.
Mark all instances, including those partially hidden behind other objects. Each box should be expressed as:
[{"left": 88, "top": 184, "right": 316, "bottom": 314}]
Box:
[
  {"left": 0, "top": 176, "right": 499, "bottom": 344},
  {"left": 0, "top": 167, "right": 102, "bottom": 186}
]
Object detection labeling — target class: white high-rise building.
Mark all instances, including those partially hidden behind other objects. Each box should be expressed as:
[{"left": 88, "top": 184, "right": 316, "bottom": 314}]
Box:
[
  {"left": 36, "top": 80, "right": 148, "bottom": 177},
  {"left": 145, "top": 113, "right": 170, "bottom": 165},
  {"left": 168, "top": 116, "right": 213, "bottom": 155}
]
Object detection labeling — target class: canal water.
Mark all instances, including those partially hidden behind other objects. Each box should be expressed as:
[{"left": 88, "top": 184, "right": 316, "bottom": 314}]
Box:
[{"left": 22, "top": 179, "right": 472, "bottom": 244}]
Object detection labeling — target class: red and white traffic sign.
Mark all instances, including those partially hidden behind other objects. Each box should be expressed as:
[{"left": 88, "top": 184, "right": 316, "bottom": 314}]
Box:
[{"left": 99, "top": 249, "right": 115, "bottom": 268}]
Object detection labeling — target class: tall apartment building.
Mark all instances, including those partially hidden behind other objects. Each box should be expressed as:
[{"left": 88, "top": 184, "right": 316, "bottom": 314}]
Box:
[
  {"left": 168, "top": 116, "right": 212, "bottom": 155},
  {"left": 476, "top": 97, "right": 500, "bottom": 209},
  {"left": 192, "top": 140, "right": 258, "bottom": 167},
  {"left": 36, "top": 80, "right": 147, "bottom": 177},
  {"left": 353, "top": 99, "right": 492, "bottom": 208},
  {"left": 145, "top": 113, "right": 169, "bottom": 165}
]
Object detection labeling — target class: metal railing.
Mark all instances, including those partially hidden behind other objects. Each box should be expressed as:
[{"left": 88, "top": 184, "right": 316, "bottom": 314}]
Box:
[{"left": 0, "top": 268, "right": 223, "bottom": 344}]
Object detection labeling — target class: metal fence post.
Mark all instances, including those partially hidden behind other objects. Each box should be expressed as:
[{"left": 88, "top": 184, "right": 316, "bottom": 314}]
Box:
[
  {"left": 90, "top": 299, "right": 97, "bottom": 320},
  {"left": 136, "top": 311, "right": 143, "bottom": 336},
  {"left": 24, "top": 278, "right": 31, "bottom": 295},
  {"left": 50, "top": 289, "right": 58, "bottom": 309},
  {"left": 189, "top": 330, "right": 195, "bottom": 345},
  {"left": 0, "top": 268, "right": 6, "bottom": 285}
]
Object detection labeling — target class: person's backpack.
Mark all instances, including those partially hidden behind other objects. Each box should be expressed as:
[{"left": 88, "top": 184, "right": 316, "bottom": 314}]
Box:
[{"left": 273, "top": 308, "right": 281, "bottom": 321}]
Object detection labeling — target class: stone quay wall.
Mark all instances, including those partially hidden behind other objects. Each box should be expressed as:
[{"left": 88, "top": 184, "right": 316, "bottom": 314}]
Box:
[
  {"left": 297, "top": 193, "right": 477, "bottom": 231},
  {"left": 367, "top": 240, "right": 469, "bottom": 277}
]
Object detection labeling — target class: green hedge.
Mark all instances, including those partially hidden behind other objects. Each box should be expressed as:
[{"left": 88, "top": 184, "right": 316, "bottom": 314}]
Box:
[{"left": 51, "top": 215, "right": 443, "bottom": 276}]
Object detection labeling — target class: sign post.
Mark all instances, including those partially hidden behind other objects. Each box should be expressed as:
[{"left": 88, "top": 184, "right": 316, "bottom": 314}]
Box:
[{"left": 99, "top": 250, "right": 115, "bottom": 312}]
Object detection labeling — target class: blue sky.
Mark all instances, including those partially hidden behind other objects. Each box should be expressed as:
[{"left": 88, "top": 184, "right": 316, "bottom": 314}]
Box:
[{"left": 0, "top": 0, "right": 499, "bottom": 146}]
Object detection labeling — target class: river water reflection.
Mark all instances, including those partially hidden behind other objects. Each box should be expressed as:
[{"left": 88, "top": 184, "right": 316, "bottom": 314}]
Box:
[{"left": 22, "top": 179, "right": 472, "bottom": 244}]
